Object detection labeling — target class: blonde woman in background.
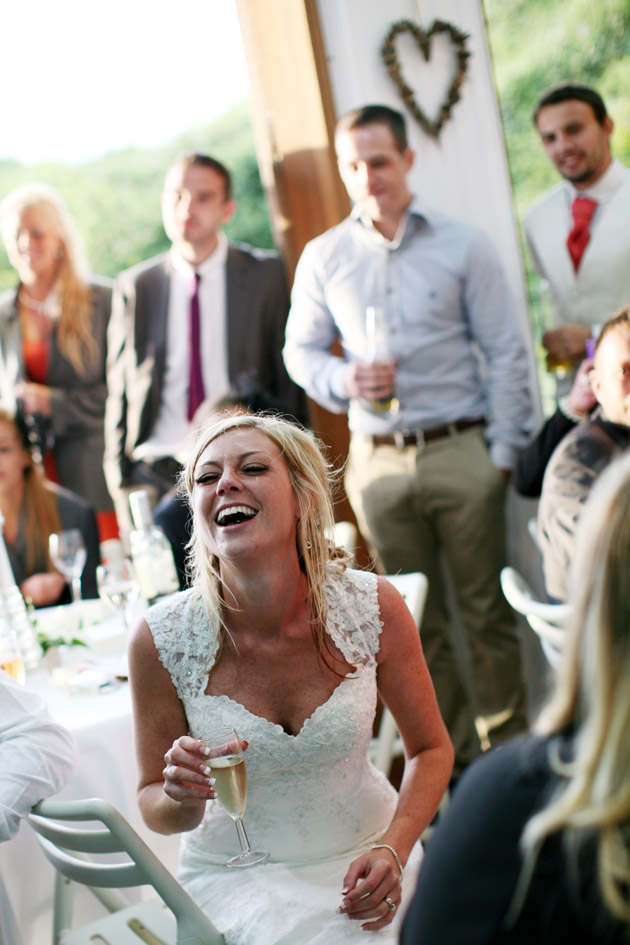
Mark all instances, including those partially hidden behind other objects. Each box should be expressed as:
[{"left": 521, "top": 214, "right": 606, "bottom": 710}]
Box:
[
  {"left": 0, "top": 184, "right": 116, "bottom": 540},
  {"left": 401, "top": 451, "right": 630, "bottom": 944}
]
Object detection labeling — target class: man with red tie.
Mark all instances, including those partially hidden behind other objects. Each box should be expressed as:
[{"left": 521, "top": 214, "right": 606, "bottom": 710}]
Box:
[
  {"left": 524, "top": 83, "right": 630, "bottom": 388},
  {"left": 104, "top": 153, "right": 305, "bottom": 536}
]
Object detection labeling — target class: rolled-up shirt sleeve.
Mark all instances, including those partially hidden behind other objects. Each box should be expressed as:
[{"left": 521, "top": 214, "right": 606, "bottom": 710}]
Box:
[{"left": 0, "top": 671, "right": 76, "bottom": 841}]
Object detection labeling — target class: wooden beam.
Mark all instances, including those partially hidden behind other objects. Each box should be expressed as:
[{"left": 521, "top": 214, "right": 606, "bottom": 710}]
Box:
[
  {"left": 236, "top": 0, "right": 349, "bottom": 279},
  {"left": 235, "top": 0, "right": 371, "bottom": 566}
]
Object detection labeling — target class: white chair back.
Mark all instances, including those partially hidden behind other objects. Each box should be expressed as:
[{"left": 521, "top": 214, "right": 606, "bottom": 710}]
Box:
[
  {"left": 500, "top": 566, "right": 569, "bottom": 671},
  {"left": 369, "top": 572, "right": 428, "bottom": 777},
  {"left": 28, "top": 797, "right": 224, "bottom": 945},
  {"left": 384, "top": 572, "right": 428, "bottom": 628}
]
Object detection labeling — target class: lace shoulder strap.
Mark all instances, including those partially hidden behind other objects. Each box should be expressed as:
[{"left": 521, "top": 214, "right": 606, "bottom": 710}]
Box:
[
  {"left": 323, "top": 567, "right": 383, "bottom": 666},
  {"left": 145, "top": 589, "right": 219, "bottom": 699}
]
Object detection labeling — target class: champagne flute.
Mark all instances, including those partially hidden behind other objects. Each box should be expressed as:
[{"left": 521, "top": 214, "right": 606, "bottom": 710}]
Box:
[
  {"left": 96, "top": 559, "right": 140, "bottom": 629},
  {"left": 364, "top": 305, "right": 399, "bottom": 415},
  {"left": 49, "top": 529, "right": 87, "bottom": 603},
  {"left": 206, "top": 727, "right": 269, "bottom": 869},
  {"left": 538, "top": 278, "right": 574, "bottom": 378}
]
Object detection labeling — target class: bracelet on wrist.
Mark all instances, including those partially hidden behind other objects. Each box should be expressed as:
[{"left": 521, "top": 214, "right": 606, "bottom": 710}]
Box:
[{"left": 371, "top": 842, "right": 404, "bottom": 879}]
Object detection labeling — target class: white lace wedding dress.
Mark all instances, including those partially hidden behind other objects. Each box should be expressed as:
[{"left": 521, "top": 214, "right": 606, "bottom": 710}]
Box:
[{"left": 147, "top": 567, "right": 423, "bottom": 944}]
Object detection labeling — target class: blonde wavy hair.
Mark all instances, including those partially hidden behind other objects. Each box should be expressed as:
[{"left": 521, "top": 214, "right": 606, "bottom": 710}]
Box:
[
  {"left": 0, "top": 407, "right": 61, "bottom": 573},
  {"left": 0, "top": 183, "right": 97, "bottom": 374},
  {"left": 519, "top": 452, "right": 630, "bottom": 924},
  {"left": 182, "top": 413, "right": 349, "bottom": 664}
]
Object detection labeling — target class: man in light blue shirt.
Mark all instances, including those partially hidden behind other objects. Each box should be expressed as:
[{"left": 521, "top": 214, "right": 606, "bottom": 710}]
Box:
[{"left": 284, "top": 104, "right": 535, "bottom": 776}]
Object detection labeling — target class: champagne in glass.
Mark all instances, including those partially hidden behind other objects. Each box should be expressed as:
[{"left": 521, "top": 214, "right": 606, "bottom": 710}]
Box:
[
  {"left": 49, "top": 529, "right": 87, "bottom": 603},
  {"left": 364, "top": 305, "right": 399, "bottom": 415},
  {"left": 211, "top": 754, "right": 247, "bottom": 819},
  {"left": 97, "top": 559, "right": 140, "bottom": 629},
  {"left": 0, "top": 623, "right": 25, "bottom": 685},
  {"left": 538, "top": 279, "right": 575, "bottom": 378},
  {"left": 206, "top": 727, "right": 269, "bottom": 869}
]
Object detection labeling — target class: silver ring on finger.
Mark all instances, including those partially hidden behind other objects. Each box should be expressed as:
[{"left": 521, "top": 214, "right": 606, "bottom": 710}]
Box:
[{"left": 383, "top": 897, "right": 396, "bottom": 912}]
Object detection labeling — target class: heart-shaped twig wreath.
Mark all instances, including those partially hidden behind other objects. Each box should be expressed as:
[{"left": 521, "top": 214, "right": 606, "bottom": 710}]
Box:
[{"left": 381, "top": 19, "right": 471, "bottom": 139}]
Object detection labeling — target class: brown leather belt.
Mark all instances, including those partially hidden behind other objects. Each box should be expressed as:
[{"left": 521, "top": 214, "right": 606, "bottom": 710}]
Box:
[{"left": 370, "top": 419, "right": 485, "bottom": 449}]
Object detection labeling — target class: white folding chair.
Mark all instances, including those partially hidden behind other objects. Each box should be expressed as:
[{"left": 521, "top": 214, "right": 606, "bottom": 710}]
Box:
[
  {"left": 500, "top": 566, "right": 570, "bottom": 671},
  {"left": 369, "top": 572, "right": 429, "bottom": 778},
  {"left": 28, "top": 797, "right": 224, "bottom": 945}
]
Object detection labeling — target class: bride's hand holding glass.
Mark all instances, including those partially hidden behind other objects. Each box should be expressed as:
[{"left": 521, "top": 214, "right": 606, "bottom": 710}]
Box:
[
  {"left": 162, "top": 729, "right": 269, "bottom": 869},
  {"left": 162, "top": 735, "right": 218, "bottom": 805}
]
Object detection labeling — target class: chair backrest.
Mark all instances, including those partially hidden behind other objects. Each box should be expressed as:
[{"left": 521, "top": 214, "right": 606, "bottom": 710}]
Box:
[
  {"left": 383, "top": 572, "right": 429, "bottom": 629},
  {"left": 28, "top": 797, "right": 224, "bottom": 945},
  {"left": 500, "top": 567, "right": 570, "bottom": 623},
  {"left": 500, "top": 566, "right": 569, "bottom": 670},
  {"left": 370, "top": 572, "right": 429, "bottom": 777}
]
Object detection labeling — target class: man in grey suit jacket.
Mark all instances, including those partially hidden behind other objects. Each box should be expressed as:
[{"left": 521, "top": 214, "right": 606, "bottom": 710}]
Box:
[
  {"left": 104, "top": 152, "right": 306, "bottom": 532},
  {"left": 524, "top": 82, "right": 630, "bottom": 381}
]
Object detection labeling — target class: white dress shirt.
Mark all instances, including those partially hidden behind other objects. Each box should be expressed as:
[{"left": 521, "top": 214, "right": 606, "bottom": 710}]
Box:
[
  {"left": 567, "top": 157, "right": 626, "bottom": 210},
  {"left": 0, "top": 669, "right": 76, "bottom": 945},
  {"left": 137, "top": 235, "right": 231, "bottom": 462},
  {"left": 0, "top": 669, "right": 76, "bottom": 842}
]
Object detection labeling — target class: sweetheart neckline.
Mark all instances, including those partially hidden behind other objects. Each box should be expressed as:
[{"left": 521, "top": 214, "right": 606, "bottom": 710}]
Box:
[{"left": 203, "top": 665, "right": 368, "bottom": 738}]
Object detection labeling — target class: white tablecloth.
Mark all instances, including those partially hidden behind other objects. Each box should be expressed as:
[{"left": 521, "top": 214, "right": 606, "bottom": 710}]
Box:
[{"left": 0, "top": 604, "right": 181, "bottom": 945}]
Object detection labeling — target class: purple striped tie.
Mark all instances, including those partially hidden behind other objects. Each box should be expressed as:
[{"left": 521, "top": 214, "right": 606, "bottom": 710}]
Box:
[{"left": 187, "top": 272, "right": 205, "bottom": 421}]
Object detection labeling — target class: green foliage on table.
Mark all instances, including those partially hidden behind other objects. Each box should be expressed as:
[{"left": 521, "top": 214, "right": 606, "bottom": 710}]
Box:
[
  {"left": 36, "top": 631, "right": 87, "bottom": 653},
  {"left": 0, "top": 101, "right": 273, "bottom": 290}
]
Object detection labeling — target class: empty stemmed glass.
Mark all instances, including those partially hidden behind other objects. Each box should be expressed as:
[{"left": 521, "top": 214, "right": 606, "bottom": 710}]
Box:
[
  {"left": 206, "top": 727, "right": 269, "bottom": 869},
  {"left": 49, "top": 529, "right": 87, "bottom": 603},
  {"left": 96, "top": 559, "right": 140, "bottom": 630}
]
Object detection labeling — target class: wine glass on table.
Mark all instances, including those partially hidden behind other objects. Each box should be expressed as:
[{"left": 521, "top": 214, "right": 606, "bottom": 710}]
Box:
[
  {"left": 49, "top": 529, "right": 87, "bottom": 604},
  {"left": 206, "top": 727, "right": 269, "bottom": 869},
  {"left": 96, "top": 559, "right": 140, "bottom": 630}
]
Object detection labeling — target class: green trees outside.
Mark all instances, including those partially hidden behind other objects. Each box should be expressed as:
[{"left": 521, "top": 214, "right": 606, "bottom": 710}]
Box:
[
  {"left": 2, "top": 3, "right": 628, "bottom": 300},
  {"left": 0, "top": 102, "right": 273, "bottom": 291}
]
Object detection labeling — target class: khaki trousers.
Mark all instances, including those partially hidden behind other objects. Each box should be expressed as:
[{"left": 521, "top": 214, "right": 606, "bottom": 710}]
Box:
[{"left": 345, "top": 427, "right": 527, "bottom": 774}]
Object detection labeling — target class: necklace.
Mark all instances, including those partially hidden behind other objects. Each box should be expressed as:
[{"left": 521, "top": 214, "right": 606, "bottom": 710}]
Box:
[{"left": 18, "top": 287, "right": 53, "bottom": 316}]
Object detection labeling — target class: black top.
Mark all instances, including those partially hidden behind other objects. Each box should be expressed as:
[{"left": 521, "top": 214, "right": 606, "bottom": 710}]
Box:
[
  {"left": 401, "top": 734, "right": 629, "bottom": 944},
  {"left": 514, "top": 407, "right": 575, "bottom": 498},
  {"left": 7, "top": 483, "right": 100, "bottom": 602},
  {"left": 153, "top": 491, "right": 190, "bottom": 590}
]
